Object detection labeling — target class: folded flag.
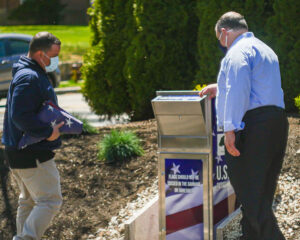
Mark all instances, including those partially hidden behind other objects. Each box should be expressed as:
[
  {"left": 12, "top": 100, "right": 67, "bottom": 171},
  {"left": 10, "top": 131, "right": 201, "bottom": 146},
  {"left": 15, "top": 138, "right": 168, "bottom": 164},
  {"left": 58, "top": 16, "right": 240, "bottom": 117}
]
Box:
[{"left": 18, "top": 100, "right": 83, "bottom": 149}]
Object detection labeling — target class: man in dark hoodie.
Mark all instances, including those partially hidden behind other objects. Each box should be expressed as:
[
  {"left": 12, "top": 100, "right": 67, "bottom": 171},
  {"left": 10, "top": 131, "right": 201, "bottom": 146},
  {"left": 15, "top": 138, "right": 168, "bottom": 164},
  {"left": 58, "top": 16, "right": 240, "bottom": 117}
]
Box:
[{"left": 2, "top": 32, "right": 64, "bottom": 240}]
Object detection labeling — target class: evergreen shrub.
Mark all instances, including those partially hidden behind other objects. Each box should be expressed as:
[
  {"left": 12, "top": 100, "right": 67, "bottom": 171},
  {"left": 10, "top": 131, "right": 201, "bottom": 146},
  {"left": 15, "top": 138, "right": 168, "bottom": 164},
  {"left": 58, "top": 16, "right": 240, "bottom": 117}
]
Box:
[
  {"left": 125, "top": 0, "right": 199, "bottom": 120},
  {"left": 83, "top": 0, "right": 299, "bottom": 118},
  {"left": 82, "top": 0, "right": 198, "bottom": 120},
  {"left": 81, "top": 0, "right": 135, "bottom": 117},
  {"left": 267, "top": 0, "right": 300, "bottom": 112},
  {"left": 195, "top": 0, "right": 274, "bottom": 87}
]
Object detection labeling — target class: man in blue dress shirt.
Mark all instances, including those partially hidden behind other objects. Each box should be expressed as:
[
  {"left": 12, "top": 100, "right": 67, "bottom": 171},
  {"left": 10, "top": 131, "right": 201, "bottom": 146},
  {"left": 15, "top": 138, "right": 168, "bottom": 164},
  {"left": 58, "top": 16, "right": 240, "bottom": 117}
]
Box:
[{"left": 200, "top": 12, "right": 288, "bottom": 240}]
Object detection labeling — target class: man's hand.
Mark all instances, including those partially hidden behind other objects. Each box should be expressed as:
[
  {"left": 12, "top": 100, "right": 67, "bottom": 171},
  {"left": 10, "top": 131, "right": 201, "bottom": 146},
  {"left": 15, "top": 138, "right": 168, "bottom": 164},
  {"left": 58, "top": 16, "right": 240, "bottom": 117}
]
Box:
[
  {"left": 47, "top": 121, "right": 64, "bottom": 141},
  {"left": 225, "top": 131, "right": 240, "bottom": 157},
  {"left": 199, "top": 83, "right": 218, "bottom": 99}
]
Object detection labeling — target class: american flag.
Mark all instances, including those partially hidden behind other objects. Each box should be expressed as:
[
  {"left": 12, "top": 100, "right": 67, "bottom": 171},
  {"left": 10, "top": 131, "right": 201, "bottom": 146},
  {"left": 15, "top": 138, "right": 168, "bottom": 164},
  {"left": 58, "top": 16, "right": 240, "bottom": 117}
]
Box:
[
  {"left": 164, "top": 158, "right": 235, "bottom": 240},
  {"left": 18, "top": 100, "right": 83, "bottom": 149}
]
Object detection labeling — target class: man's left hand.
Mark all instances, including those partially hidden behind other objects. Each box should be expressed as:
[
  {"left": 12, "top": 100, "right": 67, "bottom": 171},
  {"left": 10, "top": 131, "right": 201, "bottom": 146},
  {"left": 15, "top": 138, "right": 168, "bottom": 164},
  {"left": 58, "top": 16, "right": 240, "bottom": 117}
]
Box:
[{"left": 225, "top": 131, "right": 240, "bottom": 157}]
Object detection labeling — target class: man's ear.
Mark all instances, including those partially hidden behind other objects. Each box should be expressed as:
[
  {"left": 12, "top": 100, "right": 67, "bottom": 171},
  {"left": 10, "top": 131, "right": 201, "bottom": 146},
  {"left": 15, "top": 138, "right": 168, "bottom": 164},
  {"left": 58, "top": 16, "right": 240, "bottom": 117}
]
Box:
[{"left": 38, "top": 50, "right": 44, "bottom": 58}]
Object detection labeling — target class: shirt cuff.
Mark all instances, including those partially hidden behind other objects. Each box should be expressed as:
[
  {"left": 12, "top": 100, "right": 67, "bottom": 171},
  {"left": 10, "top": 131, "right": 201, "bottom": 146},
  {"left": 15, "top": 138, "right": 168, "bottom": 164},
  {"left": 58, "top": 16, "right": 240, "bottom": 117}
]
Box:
[{"left": 224, "top": 121, "right": 245, "bottom": 132}]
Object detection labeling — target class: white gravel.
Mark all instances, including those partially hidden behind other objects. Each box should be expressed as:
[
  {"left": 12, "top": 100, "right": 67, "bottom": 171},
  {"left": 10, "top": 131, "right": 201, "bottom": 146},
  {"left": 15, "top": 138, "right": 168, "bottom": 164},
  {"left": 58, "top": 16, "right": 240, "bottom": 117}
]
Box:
[
  {"left": 87, "top": 178, "right": 159, "bottom": 240},
  {"left": 88, "top": 164, "right": 299, "bottom": 240},
  {"left": 87, "top": 169, "right": 299, "bottom": 240},
  {"left": 224, "top": 171, "right": 300, "bottom": 240}
]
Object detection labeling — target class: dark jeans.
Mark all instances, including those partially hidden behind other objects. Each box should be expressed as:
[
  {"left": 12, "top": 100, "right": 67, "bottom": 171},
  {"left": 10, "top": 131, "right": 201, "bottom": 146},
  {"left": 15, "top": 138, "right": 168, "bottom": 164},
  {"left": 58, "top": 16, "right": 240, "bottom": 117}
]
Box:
[{"left": 225, "top": 106, "right": 288, "bottom": 240}]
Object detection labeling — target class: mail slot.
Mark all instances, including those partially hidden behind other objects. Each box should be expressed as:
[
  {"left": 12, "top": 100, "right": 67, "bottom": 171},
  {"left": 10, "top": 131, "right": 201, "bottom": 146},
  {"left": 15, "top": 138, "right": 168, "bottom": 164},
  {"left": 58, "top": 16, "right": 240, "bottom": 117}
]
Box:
[{"left": 152, "top": 91, "right": 237, "bottom": 240}]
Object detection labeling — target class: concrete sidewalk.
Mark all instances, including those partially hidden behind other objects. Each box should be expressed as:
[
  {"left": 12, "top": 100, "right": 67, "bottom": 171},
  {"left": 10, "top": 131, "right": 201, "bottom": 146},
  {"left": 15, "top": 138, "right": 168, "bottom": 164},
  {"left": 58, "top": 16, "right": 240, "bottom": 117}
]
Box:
[{"left": 55, "top": 86, "right": 81, "bottom": 94}]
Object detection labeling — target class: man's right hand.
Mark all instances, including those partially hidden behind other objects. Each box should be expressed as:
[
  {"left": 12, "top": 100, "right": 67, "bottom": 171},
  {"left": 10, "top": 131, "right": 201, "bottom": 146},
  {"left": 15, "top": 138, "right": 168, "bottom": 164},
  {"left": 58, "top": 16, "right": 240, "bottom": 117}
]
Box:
[
  {"left": 199, "top": 83, "right": 218, "bottom": 99},
  {"left": 47, "top": 121, "right": 64, "bottom": 141}
]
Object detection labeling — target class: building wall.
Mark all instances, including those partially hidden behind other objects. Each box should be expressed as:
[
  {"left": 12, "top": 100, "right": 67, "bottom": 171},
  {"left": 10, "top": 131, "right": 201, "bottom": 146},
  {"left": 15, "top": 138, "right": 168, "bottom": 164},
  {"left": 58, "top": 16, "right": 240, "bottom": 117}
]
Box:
[
  {"left": 0, "top": 0, "right": 20, "bottom": 25},
  {"left": 0, "top": 0, "right": 90, "bottom": 25},
  {"left": 61, "top": 0, "right": 90, "bottom": 25},
  {"left": 0, "top": 0, "right": 20, "bottom": 10}
]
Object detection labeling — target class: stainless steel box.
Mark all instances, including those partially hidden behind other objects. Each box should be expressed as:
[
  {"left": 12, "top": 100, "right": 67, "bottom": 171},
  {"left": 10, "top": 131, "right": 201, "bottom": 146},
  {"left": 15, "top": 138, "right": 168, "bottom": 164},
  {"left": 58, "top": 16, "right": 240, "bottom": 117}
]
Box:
[{"left": 152, "top": 91, "right": 214, "bottom": 240}]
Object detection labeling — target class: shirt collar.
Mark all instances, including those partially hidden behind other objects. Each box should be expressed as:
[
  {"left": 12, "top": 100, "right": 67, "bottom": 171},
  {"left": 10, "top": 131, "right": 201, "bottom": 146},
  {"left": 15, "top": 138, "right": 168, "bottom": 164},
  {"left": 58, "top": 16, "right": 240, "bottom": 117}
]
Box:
[{"left": 228, "top": 32, "right": 254, "bottom": 51}]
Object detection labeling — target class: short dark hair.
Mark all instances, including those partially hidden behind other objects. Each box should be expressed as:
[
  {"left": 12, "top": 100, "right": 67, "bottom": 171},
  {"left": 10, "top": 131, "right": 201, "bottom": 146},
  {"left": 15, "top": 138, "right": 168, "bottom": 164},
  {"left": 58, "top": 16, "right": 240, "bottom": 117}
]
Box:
[
  {"left": 29, "top": 32, "right": 61, "bottom": 54},
  {"left": 215, "top": 11, "right": 248, "bottom": 33}
]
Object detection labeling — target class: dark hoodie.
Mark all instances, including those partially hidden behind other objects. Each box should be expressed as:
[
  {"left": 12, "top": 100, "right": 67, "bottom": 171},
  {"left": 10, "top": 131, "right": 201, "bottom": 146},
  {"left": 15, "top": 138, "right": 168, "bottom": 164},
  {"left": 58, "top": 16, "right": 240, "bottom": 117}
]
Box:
[{"left": 2, "top": 56, "right": 61, "bottom": 168}]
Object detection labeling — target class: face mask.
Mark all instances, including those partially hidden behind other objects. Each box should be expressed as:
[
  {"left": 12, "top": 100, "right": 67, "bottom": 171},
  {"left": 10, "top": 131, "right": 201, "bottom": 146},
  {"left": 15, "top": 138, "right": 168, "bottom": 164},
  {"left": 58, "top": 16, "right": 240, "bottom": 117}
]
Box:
[
  {"left": 218, "top": 41, "right": 227, "bottom": 54},
  {"left": 42, "top": 52, "right": 59, "bottom": 72},
  {"left": 217, "top": 30, "right": 232, "bottom": 55}
]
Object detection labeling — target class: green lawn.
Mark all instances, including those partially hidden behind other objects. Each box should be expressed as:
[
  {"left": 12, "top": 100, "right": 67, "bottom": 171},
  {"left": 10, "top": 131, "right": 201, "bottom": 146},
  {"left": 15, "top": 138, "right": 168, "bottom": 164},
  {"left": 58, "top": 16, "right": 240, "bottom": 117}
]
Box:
[
  {"left": 0, "top": 25, "right": 91, "bottom": 62},
  {"left": 59, "top": 80, "right": 84, "bottom": 88}
]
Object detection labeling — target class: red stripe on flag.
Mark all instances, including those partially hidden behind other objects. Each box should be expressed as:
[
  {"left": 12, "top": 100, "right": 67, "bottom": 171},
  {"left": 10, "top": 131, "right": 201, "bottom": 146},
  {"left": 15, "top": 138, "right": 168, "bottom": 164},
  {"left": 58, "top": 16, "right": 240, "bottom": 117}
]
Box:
[
  {"left": 166, "top": 205, "right": 203, "bottom": 235},
  {"left": 47, "top": 101, "right": 60, "bottom": 110},
  {"left": 166, "top": 196, "right": 232, "bottom": 235},
  {"left": 213, "top": 197, "right": 229, "bottom": 224}
]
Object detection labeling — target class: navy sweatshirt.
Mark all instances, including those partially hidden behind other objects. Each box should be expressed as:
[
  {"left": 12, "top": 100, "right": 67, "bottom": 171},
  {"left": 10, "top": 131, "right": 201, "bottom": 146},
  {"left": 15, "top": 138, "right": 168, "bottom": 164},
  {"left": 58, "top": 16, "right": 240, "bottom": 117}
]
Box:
[{"left": 2, "top": 56, "right": 61, "bottom": 168}]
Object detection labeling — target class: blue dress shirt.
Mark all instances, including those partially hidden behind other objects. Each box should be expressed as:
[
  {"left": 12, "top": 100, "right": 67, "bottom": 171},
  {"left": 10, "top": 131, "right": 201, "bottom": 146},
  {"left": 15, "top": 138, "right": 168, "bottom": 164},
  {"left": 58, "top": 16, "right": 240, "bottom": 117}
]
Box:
[{"left": 216, "top": 32, "right": 285, "bottom": 132}]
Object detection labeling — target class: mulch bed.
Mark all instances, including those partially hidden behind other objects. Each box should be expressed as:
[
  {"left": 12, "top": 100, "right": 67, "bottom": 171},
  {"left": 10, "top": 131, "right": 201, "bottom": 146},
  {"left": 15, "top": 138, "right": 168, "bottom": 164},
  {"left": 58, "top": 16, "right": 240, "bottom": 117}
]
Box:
[{"left": 0, "top": 116, "right": 299, "bottom": 240}]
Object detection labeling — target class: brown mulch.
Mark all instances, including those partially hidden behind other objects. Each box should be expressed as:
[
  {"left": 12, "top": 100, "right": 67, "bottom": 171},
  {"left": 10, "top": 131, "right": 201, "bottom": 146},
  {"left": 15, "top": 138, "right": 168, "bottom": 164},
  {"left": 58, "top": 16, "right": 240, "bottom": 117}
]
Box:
[{"left": 0, "top": 116, "right": 299, "bottom": 240}]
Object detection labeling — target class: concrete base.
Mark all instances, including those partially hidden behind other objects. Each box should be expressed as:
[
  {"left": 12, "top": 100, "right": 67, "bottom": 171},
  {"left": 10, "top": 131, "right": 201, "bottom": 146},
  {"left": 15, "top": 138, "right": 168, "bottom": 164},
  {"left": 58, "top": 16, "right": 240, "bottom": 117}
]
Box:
[
  {"left": 124, "top": 196, "right": 159, "bottom": 240},
  {"left": 124, "top": 195, "right": 241, "bottom": 240}
]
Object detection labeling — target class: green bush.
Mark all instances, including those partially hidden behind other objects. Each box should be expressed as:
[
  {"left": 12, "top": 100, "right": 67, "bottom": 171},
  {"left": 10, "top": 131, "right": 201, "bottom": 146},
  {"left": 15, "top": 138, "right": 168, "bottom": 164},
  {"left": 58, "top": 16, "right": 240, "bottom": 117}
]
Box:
[
  {"left": 98, "top": 130, "right": 143, "bottom": 164},
  {"left": 81, "top": 0, "right": 134, "bottom": 117},
  {"left": 125, "top": 0, "right": 199, "bottom": 120},
  {"left": 295, "top": 95, "right": 300, "bottom": 113},
  {"left": 83, "top": 0, "right": 299, "bottom": 118},
  {"left": 82, "top": 0, "right": 198, "bottom": 120},
  {"left": 8, "top": 0, "right": 66, "bottom": 25},
  {"left": 266, "top": 0, "right": 300, "bottom": 112},
  {"left": 195, "top": 0, "right": 274, "bottom": 87}
]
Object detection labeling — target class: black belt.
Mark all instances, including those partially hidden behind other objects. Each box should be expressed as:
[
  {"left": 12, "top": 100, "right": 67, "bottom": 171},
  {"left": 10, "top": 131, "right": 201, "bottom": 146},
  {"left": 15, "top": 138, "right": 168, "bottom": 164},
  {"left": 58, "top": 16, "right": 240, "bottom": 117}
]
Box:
[{"left": 244, "top": 105, "right": 285, "bottom": 119}]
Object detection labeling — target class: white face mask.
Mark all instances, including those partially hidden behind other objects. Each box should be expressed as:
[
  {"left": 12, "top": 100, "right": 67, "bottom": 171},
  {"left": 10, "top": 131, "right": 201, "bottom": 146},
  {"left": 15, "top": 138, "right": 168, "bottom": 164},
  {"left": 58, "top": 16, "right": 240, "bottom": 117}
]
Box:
[
  {"left": 43, "top": 52, "right": 59, "bottom": 72},
  {"left": 218, "top": 29, "right": 233, "bottom": 48}
]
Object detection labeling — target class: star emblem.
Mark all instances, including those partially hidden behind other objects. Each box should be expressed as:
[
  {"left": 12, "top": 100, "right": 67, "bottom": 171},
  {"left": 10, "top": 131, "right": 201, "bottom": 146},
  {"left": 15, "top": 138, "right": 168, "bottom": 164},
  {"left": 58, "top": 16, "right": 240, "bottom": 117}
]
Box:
[
  {"left": 215, "top": 155, "right": 223, "bottom": 164},
  {"left": 65, "top": 118, "right": 73, "bottom": 128},
  {"left": 171, "top": 163, "right": 180, "bottom": 175},
  {"left": 191, "top": 169, "right": 199, "bottom": 178},
  {"left": 48, "top": 105, "right": 54, "bottom": 112},
  {"left": 51, "top": 120, "right": 57, "bottom": 127}
]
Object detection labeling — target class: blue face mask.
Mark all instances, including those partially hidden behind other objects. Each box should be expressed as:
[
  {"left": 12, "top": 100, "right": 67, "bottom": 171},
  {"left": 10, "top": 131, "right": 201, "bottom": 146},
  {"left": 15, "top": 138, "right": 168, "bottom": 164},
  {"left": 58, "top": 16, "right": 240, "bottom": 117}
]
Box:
[{"left": 43, "top": 52, "right": 59, "bottom": 72}]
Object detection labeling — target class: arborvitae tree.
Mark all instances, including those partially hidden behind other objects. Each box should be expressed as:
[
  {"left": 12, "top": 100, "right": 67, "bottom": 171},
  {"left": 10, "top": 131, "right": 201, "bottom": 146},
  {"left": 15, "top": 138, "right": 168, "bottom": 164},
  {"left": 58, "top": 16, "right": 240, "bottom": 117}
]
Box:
[
  {"left": 81, "top": 0, "right": 135, "bottom": 116},
  {"left": 195, "top": 0, "right": 274, "bottom": 88},
  {"left": 267, "top": 0, "right": 300, "bottom": 111},
  {"left": 125, "top": 0, "right": 199, "bottom": 120},
  {"left": 87, "top": 0, "right": 101, "bottom": 46}
]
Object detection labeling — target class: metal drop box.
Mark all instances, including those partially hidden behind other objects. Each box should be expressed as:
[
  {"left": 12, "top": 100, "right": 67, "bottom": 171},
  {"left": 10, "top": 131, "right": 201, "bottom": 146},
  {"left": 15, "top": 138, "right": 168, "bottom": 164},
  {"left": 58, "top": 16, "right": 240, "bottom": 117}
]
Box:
[
  {"left": 152, "top": 93, "right": 211, "bottom": 153},
  {"left": 152, "top": 91, "right": 237, "bottom": 240}
]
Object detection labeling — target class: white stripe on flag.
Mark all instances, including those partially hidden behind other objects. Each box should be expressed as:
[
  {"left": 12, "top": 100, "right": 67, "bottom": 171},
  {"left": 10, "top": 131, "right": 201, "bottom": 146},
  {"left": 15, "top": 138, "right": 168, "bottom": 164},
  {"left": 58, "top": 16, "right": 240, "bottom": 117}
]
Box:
[
  {"left": 166, "top": 184, "right": 204, "bottom": 215},
  {"left": 213, "top": 181, "right": 235, "bottom": 205},
  {"left": 166, "top": 181, "right": 234, "bottom": 215}
]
